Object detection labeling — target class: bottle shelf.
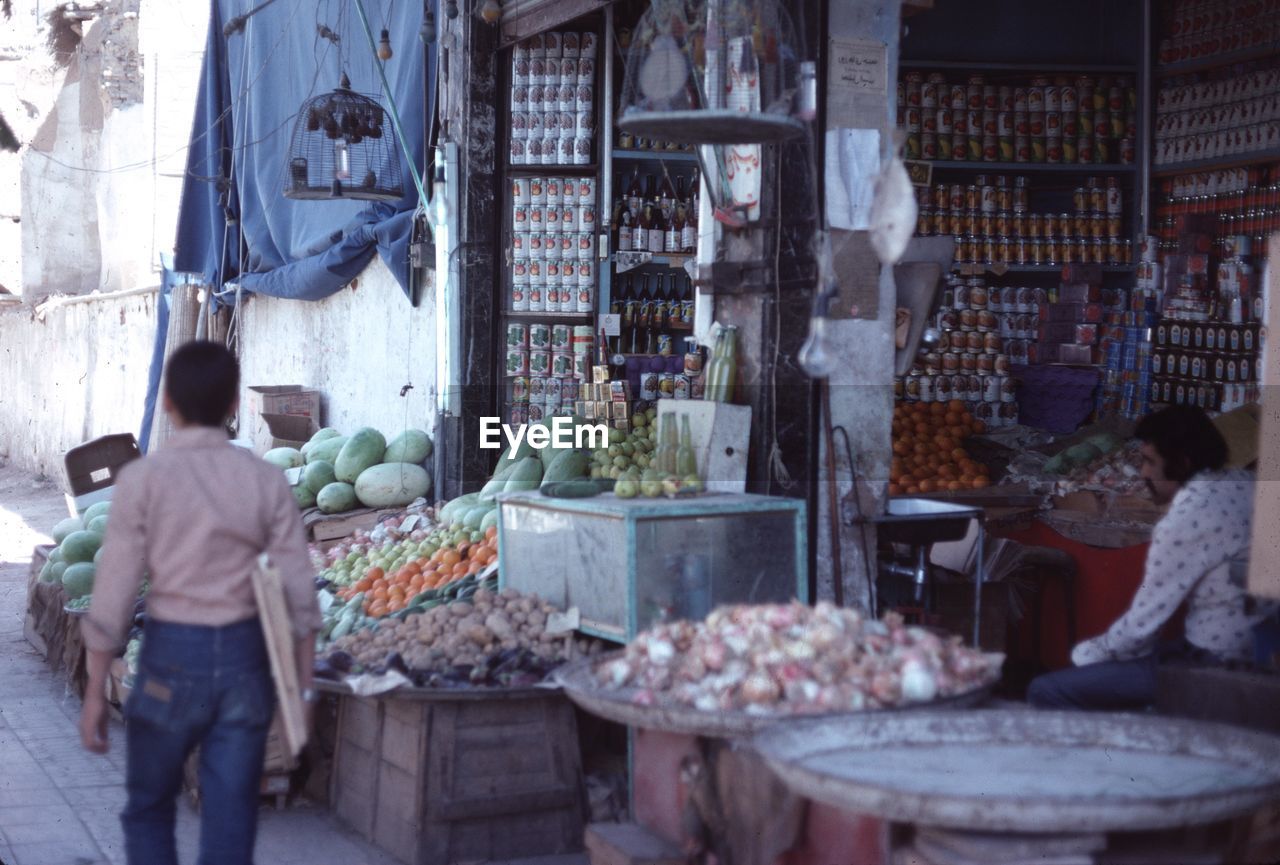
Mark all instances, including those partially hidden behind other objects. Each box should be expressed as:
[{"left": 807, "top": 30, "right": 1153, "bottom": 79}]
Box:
[
  {"left": 926, "top": 160, "right": 1138, "bottom": 174},
  {"left": 612, "top": 148, "right": 700, "bottom": 163},
  {"left": 1151, "top": 148, "right": 1280, "bottom": 178}
]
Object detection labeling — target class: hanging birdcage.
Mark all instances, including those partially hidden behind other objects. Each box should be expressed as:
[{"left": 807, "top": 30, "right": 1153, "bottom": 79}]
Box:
[
  {"left": 284, "top": 74, "right": 404, "bottom": 201},
  {"left": 617, "top": 0, "right": 806, "bottom": 146}
]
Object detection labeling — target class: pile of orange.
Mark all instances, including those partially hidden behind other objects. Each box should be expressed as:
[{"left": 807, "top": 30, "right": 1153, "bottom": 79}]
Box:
[
  {"left": 337, "top": 526, "right": 499, "bottom": 618},
  {"left": 889, "top": 400, "right": 991, "bottom": 496}
]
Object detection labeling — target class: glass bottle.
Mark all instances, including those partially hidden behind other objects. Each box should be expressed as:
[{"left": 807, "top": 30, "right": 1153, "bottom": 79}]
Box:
[
  {"left": 657, "top": 412, "right": 678, "bottom": 475},
  {"left": 659, "top": 171, "right": 676, "bottom": 219},
  {"left": 648, "top": 203, "right": 666, "bottom": 254},
  {"left": 676, "top": 414, "right": 697, "bottom": 477},
  {"left": 666, "top": 205, "right": 683, "bottom": 254},
  {"left": 626, "top": 168, "right": 644, "bottom": 215},
  {"left": 636, "top": 205, "right": 653, "bottom": 252},
  {"left": 617, "top": 199, "right": 634, "bottom": 252},
  {"left": 704, "top": 325, "right": 738, "bottom": 403}
]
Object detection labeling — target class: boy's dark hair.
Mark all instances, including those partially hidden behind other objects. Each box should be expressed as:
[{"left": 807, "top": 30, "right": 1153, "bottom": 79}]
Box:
[
  {"left": 164, "top": 341, "right": 239, "bottom": 427},
  {"left": 1134, "top": 404, "right": 1227, "bottom": 484}
]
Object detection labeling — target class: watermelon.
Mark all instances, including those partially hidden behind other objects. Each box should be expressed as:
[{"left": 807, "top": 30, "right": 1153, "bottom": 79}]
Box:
[
  {"left": 48, "top": 547, "right": 64, "bottom": 565},
  {"left": 502, "top": 457, "right": 544, "bottom": 494},
  {"left": 48, "top": 560, "right": 68, "bottom": 585},
  {"left": 292, "top": 484, "right": 317, "bottom": 509},
  {"left": 62, "top": 562, "right": 95, "bottom": 599},
  {"left": 93, "top": 547, "right": 104, "bottom": 567},
  {"left": 52, "top": 517, "right": 83, "bottom": 544},
  {"left": 82, "top": 501, "right": 111, "bottom": 524},
  {"left": 306, "top": 436, "right": 348, "bottom": 465},
  {"left": 480, "top": 509, "right": 499, "bottom": 533},
  {"left": 316, "top": 482, "right": 358, "bottom": 514},
  {"left": 354, "top": 463, "right": 432, "bottom": 508},
  {"left": 60, "top": 531, "right": 102, "bottom": 564},
  {"left": 87, "top": 515, "right": 109, "bottom": 535},
  {"left": 541, "top": 450, "right": 590, "bottom": 485},
  {"left": 463, "top": 504, "right": 495, "bottom": 530},
  {"left": 334, "top": 428, "right": 387, "bottom": 483},
  {"left": 264, "top": 447, "right": 304, "bottom": 470},
  {"left": 383, "top": 429, "right": 433, "bottom": 465},
  {"left": 438, "top": 494, "right": 480, "bottom": 525},
  {"left": 303, "top": 460, "right": 338, "bottom": 495}
]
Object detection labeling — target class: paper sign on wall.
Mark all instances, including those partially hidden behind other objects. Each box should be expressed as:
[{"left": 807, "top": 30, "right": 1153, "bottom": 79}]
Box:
[{"left": 827, "top": 38, "right": 888, "bottom": 126}]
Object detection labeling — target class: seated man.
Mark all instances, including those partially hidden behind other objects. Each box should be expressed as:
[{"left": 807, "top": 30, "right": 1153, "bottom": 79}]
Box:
[{"left": 1028, "top": 404, "right": 1271, "bottom": 710}]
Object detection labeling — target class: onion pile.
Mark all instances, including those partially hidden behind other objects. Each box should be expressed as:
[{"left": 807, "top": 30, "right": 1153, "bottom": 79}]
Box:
[{"left": 596, "top": 602, "right": 1003, "bottom": 715}]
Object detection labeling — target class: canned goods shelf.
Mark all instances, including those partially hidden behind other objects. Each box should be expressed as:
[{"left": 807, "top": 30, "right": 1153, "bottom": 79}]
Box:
[
  {"left": 612, "top": 252, "right": 695, "bottom": 269},
  {"left": 926, "top": 160, "right": 1138, "bottom": 174},
  {"left": 508, "top": 163, "right": 598, "bottom": 174},
  {"left": 611, "top": 148, "right": 700, "bottom": 164},
  {"left": 900, "top": 60, "right": 1137, "bottom": 75},
  {"left": 505, "top": 310, "right": 595, "bottom": 320},
  {"left": 952, "top": 264, "right": 1136, "bottom": 276},
  {"left": 1154, "top": 45, "right": 1280, "bottom": 78},
  {"left": 1151, "top": 148, "right": 1280, "bottom": 178}
]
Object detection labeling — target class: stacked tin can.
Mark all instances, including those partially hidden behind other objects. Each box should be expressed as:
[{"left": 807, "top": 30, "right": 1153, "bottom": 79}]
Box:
[
  {"left": 1153, "top": 63, "right": 1280, "bottom": 169},
  {"left": 914, "top": 174, "right": 1132, "bottom": 267},
  {"left": 899, "top": 71, "right": 1137, "bottom": 166},
  {"left": 507, "top": 323, "right": 595, "bottom": 424},
  {"left": 1156, "top": 0, "right": 1280, "bottom": 68},
  {"left": 511, "top": 175, "right": 598, "bottom": 313},
  {"left": 510, "top": 31, "right": 597, "bottom": 166},
  {"left": 895, "top": 275, "right": 1019, "bottom": 428}
]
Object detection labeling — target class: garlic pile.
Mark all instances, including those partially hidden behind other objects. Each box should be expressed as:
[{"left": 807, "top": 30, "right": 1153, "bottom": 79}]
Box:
[{"left": 596, "top": 602, "right": 1002, "bottom": 715}]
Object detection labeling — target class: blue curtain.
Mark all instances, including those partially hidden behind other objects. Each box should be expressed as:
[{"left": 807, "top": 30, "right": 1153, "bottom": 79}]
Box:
[{"left": 173, "top": 0, "right": 433, "bottom": 303}]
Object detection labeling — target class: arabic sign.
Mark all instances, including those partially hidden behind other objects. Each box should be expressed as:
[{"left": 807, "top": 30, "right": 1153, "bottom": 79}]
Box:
[{"left": 827, "top": 38, "right": 888, "bottom": 126}]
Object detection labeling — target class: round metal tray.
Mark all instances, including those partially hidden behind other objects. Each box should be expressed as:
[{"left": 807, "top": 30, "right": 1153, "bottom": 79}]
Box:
[
  {"left": 618, "top": 110, "right": 806, "bottom": 145},
  {"left": 750, "top": 709, "right": 1280, "bottom": 833},
  {"left": 552, "top": 651, "right": 996, "bottom": 739}
]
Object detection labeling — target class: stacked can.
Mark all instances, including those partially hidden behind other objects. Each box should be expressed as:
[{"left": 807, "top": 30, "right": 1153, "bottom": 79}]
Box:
[
  {"left": 1153, "top": 64, "right": 1280, "bottom": 169},
  {"left": 1156, "top": 0, "right": 1280, "bottom": 72},
  {"left": 915, "top": 174, "right": 1132, "bottom": 267},
  {"left": 511, "top": 31, "right": 596, "bottom": 166},
  {"left": 899, "top": 70, "right": 1136, "bottom": 165},
  {"left": 895, "top": 275, "right": 1018, "bottom": 426},
  {"left": 511, "top": 175, "right": 597, "bottom": 312}
]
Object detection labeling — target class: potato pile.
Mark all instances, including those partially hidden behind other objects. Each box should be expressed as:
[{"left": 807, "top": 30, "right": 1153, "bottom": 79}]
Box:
[
  {"left": 890, "top": 400, "right": 991, "bottom": 496},
  {"left": 329, "top": 587, "right": 601, "bottom": 677}
]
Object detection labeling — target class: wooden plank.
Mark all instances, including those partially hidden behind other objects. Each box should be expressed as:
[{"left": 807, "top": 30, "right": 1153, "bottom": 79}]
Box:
[
  {"left": 251, "top": 555, "right": 307, "bottom": 769},
  {"left": 437, "top": 787, "right": 579, "bottom": 822}
]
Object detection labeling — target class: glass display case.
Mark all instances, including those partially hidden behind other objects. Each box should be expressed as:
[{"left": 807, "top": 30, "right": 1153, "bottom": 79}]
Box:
[{"left": 497, "top": 492, "right": 807, "bottom": 641}]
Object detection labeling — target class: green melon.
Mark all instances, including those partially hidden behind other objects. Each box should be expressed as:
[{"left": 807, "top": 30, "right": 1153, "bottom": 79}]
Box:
[
  {"left": 303, "top": 460, "right": 338, "bottom": 494},
  {"left": 334, "top": 428, "right": 387, "bottom": 483},
  {"left": 60, "top": 530, "right": 102, "bottom": 564},
  {"left": 383, "top": 429, "right": 433, "bottom": 465},
  {"left": 264, "top": 447, "right": 305, "bottom": 470},
  {"left": 81, "top": 501, "right": 111, "bottom": 524},
  {"left": 48, "top": 560, "right": 68, "bottom": 584},
  {"left": 52, "top": 517, "right": 83, "bottom": 544},
  {"left": 62, "top": 562, "right": 96, "bottom": 598},
  {"left": 316, "top": 482, "right": 358, "bottom": 514},
  {"left": 86, "top": 514, "right": 109, "bottom": 535},
  {"left": 306, "top": 435, "right": 348, "bottom": 465},
  {"left": 354, "top": 463, "right": 432, "bottom": 508},
  {"left": 292, "top": 484, "right": 317, "bottom": 509}
]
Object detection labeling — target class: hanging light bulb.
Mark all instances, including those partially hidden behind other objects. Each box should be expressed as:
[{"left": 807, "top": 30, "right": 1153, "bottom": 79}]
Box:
[
  {"left": 443, "top": 0, "right": 459, "bottom": 19},
  {"left": 478, "top": 0, "right": 501, "bottom": 25},
  {"left": 377, "top": 28, "right": 394, "bottom": 60},
  {"left": 799, "top": 300, "right": 838, "bottom": 378}
]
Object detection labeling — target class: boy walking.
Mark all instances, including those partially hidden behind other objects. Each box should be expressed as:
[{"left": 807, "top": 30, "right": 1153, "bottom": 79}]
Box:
[{"left": 79, "top": 341, "right": 321, "bottom": 865}]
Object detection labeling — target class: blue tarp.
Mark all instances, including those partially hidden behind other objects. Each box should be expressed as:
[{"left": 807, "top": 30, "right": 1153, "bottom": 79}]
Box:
[{"left": 174, "top": 0, "right": 432, "bottom": 303}]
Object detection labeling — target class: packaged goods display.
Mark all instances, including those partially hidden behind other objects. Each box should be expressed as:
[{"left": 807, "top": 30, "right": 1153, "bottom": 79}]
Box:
[
  {"left": 509, "top": 174, "right": 598, "bottom": 314},
  {"left": 1156, "top": 0, "right": 1280, "bottom": 69},
  {"left": 1153, "top": 164, "right": 1280, "bottom": 260},
  {"left": 509, "top": 31, "right": 597, "bottom": 166},
  {"left": 612, "top": 165, "right": 699, "bottom": 256},
  {"left": 1153, "top": 59, "right": 1280, "bottom": 168},
  {"left": 913, "top": 174, "right": 1132, "bottom": 267},
  {"left": 898, "top": 70, "right": 1137, "bottom": 166}
]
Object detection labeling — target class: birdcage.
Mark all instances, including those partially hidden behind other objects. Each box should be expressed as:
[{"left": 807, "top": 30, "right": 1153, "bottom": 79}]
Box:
[
  {"left": 284, "top": 74, "right": 404, "bottom": 201},
  {"left": 617, "top": 0, "right": 806, "bottom": 146}
]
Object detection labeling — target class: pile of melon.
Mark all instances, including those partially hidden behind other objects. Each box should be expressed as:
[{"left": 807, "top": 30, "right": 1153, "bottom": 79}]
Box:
[
  {"left": 264, "top": 427, "right": 434, "bottom": 515},
  {"left": 39, "top": 501, "right": 111, "bottom": 599}
]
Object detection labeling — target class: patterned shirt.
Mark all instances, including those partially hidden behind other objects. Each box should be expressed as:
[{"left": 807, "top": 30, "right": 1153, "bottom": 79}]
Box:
[
  {"left": 1072, "top": 469, "right": 1263, "bottom": 666},
  {"left": 83, "top": 426, "right": 321, "bottom": 654}
]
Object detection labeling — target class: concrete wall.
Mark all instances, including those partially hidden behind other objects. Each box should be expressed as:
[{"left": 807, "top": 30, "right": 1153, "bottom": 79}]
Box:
[
  {"left": 237, "top": 257, "right": 438, "bottom": 451},
  {"left": 0, "top": 289, "right": 159, "bottom": 479}
]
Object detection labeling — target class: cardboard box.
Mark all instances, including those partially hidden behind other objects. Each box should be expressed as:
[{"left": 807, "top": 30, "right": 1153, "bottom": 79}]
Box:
[
  {"left": 62, "top": 434, "right": 141, "bottom": 516},
  {"left": 244, "top": 386, "right": 322, "bottom": 451}
]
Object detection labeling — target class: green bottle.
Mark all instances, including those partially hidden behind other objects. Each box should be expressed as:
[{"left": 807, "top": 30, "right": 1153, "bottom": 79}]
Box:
[
  {"left": 704, "top": 325, "right": 738, "bottom": 403},
  {"left": 676, "top": 414, "right": 697, "bottom": 477},
  {"left": 657, "top": 412, "right": 678, "bottom": 475}
]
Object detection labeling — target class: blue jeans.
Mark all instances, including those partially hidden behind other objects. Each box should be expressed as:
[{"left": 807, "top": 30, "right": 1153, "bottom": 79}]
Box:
[
  {"left": 1026, "top": 638, "right": 1217, "bottom": 711},
  {"left": 122, "top": 617, "right": 275, "bottom": 865}
]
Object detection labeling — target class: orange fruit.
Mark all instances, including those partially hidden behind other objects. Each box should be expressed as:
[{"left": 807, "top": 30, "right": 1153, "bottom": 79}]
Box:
[
  {"left": 971, "top": 476, "right": 990, "bottom": 489},
  {"left": 365, "top": 566, "right": 385, "bottom": 583},
  {"left": 441, "top": 550, "right": 462, "bottom": 567},
  {"left": 485, "top": 526, "right": 498, "bottom": 541},
  {"left": 919, "top": 479, "right": 937, "bottom": 492},
  {"left": 973, "top": 420, "right": 987, "bottom": 434},
  {"left": 887, "top": 483, "right": 902, "bottom": 496},
  {"left": 368, "top": 600, "right": 388, "bottom": 617}
]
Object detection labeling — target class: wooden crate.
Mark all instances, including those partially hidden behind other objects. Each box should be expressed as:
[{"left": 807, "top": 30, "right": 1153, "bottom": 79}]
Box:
[
  {"left": 331, "top": 688, "right": 586, "bottom": 864},
  {"left": 24, "top": 544, "right": 88, "bottom": 697},
  {"left": 303, "top": 507, "right": 401, "bottom": 551}
]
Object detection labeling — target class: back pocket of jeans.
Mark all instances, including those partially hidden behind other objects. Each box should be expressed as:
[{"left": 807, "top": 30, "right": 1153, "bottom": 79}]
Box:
[
  {"left": 124, "top": 670, "right": 188, "bottom": 732},
  {"left": 220, "top": 672, "right": 275, "bottom": 728}
]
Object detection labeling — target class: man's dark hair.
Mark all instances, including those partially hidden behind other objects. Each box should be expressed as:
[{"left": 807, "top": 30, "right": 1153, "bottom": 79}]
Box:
[
  {"left": 164, "top": 341, "right": 239, "bottom": 427},
  {"left": 1134, "top": 404, "right": 1228, "bottom": 483}
]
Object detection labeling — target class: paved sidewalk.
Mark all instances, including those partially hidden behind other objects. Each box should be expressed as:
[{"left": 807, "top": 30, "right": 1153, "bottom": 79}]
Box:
[{"left": 0, "top": 465, "right": 402, "bottom": 865}]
